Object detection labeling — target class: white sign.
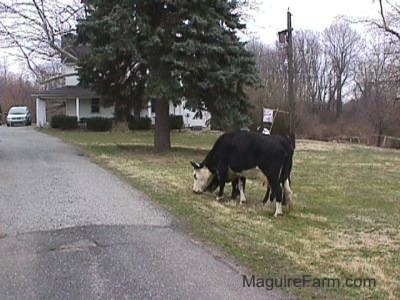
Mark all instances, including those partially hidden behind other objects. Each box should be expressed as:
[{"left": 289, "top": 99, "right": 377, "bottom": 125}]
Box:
[{"left": 263, "top": 108, "right": 274, "bottom": 123}]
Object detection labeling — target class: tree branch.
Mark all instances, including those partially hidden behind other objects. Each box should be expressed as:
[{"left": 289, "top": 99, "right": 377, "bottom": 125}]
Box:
[
  {"left": 379, "top": 0, "right": 400, "bottom": 41},
  {"left": 38, "top": 72, "right": 78, "bottom": 85}
]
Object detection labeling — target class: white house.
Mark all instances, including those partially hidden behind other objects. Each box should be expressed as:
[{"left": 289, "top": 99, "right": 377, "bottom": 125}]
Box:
[{"left": 33, "top": 63, "right": 211, "bottom": 128}]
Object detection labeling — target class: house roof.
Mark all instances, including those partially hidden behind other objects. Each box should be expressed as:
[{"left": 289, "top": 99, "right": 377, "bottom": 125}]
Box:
[
  {"left": 61, "top": 34, "right": 91, "bottom": 63},
  {"left": 32, "top": 86, "right": 98, "bottom": 100}
]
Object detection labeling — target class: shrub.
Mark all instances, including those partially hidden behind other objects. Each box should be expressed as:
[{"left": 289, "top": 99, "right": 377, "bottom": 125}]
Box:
[
  {"left": 51, "top": 115, "right": 78, "bottom": 130},
  {"left": 86, "top": 117, "right": 113, "bottom": 131},
  {"left": 210, "top": 116, "right": 225, "bottom": 131},
  {"left": 128, "top": 117, "right": 151, "bottom": 130},
  {"left": 169, "top": 115, "right": 184, "bottom": 130}
]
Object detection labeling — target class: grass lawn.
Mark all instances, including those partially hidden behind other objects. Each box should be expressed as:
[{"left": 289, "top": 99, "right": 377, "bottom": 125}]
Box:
[{"left": 42, "top": 128, "right": 400, "bottom": 299}]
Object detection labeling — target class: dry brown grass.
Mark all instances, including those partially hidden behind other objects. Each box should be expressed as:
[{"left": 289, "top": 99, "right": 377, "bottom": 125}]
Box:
[{"left": 44, "top": 129, "right": 400, "bottom": 299}]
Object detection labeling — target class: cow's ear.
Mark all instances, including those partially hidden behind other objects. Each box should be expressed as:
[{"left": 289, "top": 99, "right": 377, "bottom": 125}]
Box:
[{"left": 190, "top": 161, "right": 202, "bottom": 169}]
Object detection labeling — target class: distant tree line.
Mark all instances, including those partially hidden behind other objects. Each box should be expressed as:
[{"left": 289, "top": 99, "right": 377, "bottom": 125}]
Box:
[
  {"left": 246, "top": 16, "right": 400, "bottom": 143},
  {"left": 0, "top": 63, "right": 37, "bottom": 123}
]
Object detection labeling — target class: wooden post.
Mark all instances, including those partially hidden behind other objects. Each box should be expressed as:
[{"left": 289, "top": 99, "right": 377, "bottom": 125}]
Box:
[
  {"left": 287, "top": 10, "right": 295, "bottom": 148},
  {"left": 269, "top": 107, "right": 279, "bottom": 133},
  {"left": 76, "top": 97, "right": 80, "bottom": 123}
]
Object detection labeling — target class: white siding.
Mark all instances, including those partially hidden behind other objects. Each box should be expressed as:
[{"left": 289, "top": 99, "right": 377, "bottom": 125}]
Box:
[
  {"left": 36, "top": 98, "right": 47, "bottom": 127},
  {"left": 64, "top": 96, "right": 210, "bottom": 127},
  {"left": 65, "top": 98, "right": 115, "bottom": 119},
  {"left": 79, "top": 99, "right": 115, "bottom": 118},
  {"left": 65, "top": 99, "right": 76, "bottom": 116},
  {"left": 60, "top": 61, "right": 211, "bottom": 127},
  {"left": 182, "top": 108, "right": 211, "bottom": 128},
  {"left": 177, "top": 100, "right": 211, "bottom": 128},
  {"left": 63, "top": 64, "right": 79, "bottom": 86}
]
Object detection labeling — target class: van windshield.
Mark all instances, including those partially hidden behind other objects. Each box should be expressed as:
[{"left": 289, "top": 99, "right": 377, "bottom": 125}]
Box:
[{"left": 8, "top": 107, "right": 27, "bottom": 114}]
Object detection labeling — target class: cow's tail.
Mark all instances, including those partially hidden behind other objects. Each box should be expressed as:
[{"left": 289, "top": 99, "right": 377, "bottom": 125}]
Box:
[{"left": 280, "top": 138, "right": 294, "bottom": 208}]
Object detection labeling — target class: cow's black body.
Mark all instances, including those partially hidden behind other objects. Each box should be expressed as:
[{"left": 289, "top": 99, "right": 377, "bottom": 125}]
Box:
[
  {"left": 206, "top": 176, "right": 245, "bottom": 200},
  {"left": 201, "top": 131, "right": 294, "bottom": 205}
]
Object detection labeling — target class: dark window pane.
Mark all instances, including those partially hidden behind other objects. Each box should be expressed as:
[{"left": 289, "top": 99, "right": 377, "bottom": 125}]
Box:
[{"left": 91, "top": 98, "right": 100, "bottom": 113}]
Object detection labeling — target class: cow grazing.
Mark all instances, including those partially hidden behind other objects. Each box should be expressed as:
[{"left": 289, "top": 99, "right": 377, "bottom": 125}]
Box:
[
  {"left": 205, "top": 175, "right": 246, "bottom": 201},
  {"left": 191, "top": 131, "right": 294, "bottom": 217}
]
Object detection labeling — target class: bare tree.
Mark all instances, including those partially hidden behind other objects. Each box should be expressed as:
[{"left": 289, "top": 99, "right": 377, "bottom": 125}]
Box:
[
  {"left": 323, "top": 21, "right": 362, "bottom": 118},
  {"left": 0, "top": 63, "right": 39, "bottom": 122},
  {"left": 0, "top": 0, "right": 85, "bottom": 84},
  {"left": 246, "top": 39, "right": 288, "bottom": 125},
  {"left": 369, "top": 0, "right": 400, "bottom": 42},
  {"left": 353, "top": 34, "right": 400, "bottom": 144},
  {"left": 294, "top": 30, "right": 331, "bottom": 111}
]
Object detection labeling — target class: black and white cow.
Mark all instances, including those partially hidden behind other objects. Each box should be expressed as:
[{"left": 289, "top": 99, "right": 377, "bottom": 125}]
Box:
[
  {"left": 205, "top": 136, "right": 293, "bottom": 207},
  {"left": 205, "top": 174, "right": 245, "bottom": 200},
  {"left": 191, "top": 131, "right": 294, "bottom": 217}
]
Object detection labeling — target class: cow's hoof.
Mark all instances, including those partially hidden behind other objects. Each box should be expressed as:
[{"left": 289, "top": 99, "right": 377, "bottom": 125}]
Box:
[
  {"left": 216, "top": 195, "right": 224, "bottom": 202},
  {"left": 274, "top": 202, "right": 283, "bottom": 217},
  {"left": 239, "top": 201, "right": 247, "bottom": 207}
]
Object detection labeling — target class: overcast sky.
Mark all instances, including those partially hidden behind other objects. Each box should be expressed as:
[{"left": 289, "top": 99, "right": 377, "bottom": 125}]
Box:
[
  {"left": 1, "top": 0, "right": 382, "bottom": 73},
  {"left": 246, "top": 0, "right": 380, "bottom": 43}
]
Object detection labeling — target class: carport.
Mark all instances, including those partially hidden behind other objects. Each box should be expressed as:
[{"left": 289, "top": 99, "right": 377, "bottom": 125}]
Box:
[{"left": 32, "top": 86, "right": 98, "bottom": 127}]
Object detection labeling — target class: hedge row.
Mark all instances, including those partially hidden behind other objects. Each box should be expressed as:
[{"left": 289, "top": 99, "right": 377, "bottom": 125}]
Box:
[
  {"left": 169, "top": 115, "right": 183, "bottom": 130},
  {"left": 127, "top": 115, "right": 184, "bottom": 130},
  {"left": 51, "top": 114, "right": 184, "bottom": 131},
  {"left": 51, "top": 115, "right": 113, "bottom": 131},
  {"left": 86, "top": 117, "right": 113, "bottom": 131},
  {"left": 128, "top": 117, "right": 151, "bottom": 130},
  {"left": 50, "top": 115, "right": 78, "bottom": 130}
]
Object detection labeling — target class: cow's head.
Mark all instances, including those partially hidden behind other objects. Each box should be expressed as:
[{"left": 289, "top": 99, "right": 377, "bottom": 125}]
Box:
[
  {"left": 206, "top": 176, "right": 220, "bottom": 192},
  {"left": 190, "top": 161, "right": 214, "bottom": 194}
]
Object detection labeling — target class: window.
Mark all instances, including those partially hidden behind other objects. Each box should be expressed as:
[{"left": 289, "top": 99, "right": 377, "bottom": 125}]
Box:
[
  {"left": 91, "top": 98, "right": 100, "bottom": 113},
  {"left": 151, "top": 99, "right": 156, "bottom": 113}
]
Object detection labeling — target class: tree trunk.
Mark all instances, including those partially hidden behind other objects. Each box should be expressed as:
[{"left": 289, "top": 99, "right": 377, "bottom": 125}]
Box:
[
  {"left": 154, "top": 98, "right": 171, "bottom": 153},
  {"left": 134, "top": 81, "right": 145, "bottom": 121},
  {"left": 377, "top": 117, "right": 383, "bottom": 147},
  {"left": 336, "top": 75, "right": 342, "bottom": 118},
  {"left": 133, "top": 100, "right": 141, "bottom": 121},
  {"left": 327, "top": 87, "right": 334, "bottom": 112}
]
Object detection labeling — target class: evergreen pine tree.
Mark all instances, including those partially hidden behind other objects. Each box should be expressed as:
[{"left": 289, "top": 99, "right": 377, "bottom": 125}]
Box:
[{"left": 77, "top": 0, "right": 260, "bottom": 152}]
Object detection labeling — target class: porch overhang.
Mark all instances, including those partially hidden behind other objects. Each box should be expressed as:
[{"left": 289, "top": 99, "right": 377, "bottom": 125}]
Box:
[
  {"left": 32, "top": 86, "right": 99, "bottom": 127},
  {"left": 31, "top": 86, "right": 98, "bottom": 100}
]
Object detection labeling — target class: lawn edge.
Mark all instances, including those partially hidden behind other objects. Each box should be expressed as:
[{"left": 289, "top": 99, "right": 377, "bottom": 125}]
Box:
[{"left": 40, "top": 129, "right": 291, "bottom": 299}]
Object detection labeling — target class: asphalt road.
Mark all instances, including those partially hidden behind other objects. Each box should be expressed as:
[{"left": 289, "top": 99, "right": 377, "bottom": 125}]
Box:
[{"left": 0, "top": 126, "right": 283, "bottom": 300}]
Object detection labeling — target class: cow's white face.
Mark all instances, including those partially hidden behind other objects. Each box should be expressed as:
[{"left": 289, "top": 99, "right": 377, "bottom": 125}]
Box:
[{"left": 191, "top": 162, "right": 214, "bottom": 193}]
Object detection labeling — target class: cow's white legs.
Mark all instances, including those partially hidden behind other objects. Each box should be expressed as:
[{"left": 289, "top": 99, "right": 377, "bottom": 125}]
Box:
[
  {"left": 238, "top": 179, "right": 246, "bottom": 204},
  {"left": 274, "top": 201, "right": 283, "bottom": 217},
  {"left": 216, "top": 195, "right": 224, "bottom": 201},
  {"left": 283, "top": 179, "right": 294, "bottom": 211}
]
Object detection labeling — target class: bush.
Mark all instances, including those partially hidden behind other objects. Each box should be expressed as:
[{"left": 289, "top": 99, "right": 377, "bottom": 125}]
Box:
[
  {"left": 128, "top": 117, "right": 151, "bottom": 130},
  {"left": 51, "top": 115, "right": 78, "bottom": 130},
  {"left": 210, "top": 116, "right": 226, "bottom": 131},
  {"left": 86, "top": 117, "right": 113, "bottom": 131},
  {"left": 169, "top": 115, "right": 184, "bottom": 130}
]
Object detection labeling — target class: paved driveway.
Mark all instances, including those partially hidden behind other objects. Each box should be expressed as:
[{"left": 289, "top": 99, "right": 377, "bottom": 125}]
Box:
[{"left": 0, "top": 127, "right": 283, "bottom": 299}]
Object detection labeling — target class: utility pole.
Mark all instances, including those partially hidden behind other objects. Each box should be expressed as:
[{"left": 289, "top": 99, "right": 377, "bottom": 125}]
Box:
[
  {"left": 287, "top": 10, "right": 295, "bottom": 148},
  {"left": 278, "top": 10, "right": 295, "bottom": 147}
]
